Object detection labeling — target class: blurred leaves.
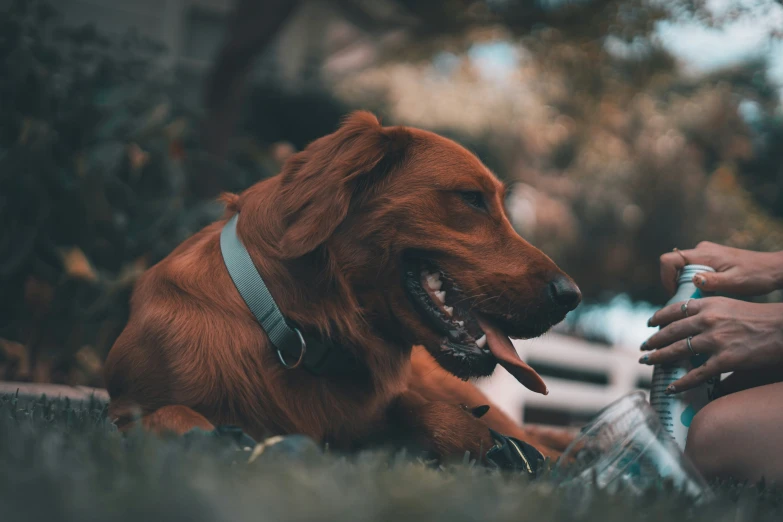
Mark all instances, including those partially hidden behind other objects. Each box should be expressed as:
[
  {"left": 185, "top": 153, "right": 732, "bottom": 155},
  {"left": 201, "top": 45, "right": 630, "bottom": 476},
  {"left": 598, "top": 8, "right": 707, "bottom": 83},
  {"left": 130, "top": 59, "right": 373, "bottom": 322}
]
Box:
[
  {"left": 332, "top": 3, "right": 783, "bottom": 304},
  {"left": 2, "top": 0, "right": 783, "bottom": 386},
  {"left": 59, "top": 247, "right": 98, "bottom": 282},
  {"left": 0, "top": 0, "right": 283, "bottom": 385}
]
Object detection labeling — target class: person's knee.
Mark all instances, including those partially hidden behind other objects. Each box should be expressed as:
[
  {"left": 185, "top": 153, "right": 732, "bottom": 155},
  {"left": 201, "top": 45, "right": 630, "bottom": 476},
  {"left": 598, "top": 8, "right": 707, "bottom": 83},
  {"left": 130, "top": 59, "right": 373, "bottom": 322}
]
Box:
[
  {"left": 684, "top": 399, "right": 733, "bottom": 480},
  {"left": 686, "top": 383, "right": 783, "bottom": 484}
]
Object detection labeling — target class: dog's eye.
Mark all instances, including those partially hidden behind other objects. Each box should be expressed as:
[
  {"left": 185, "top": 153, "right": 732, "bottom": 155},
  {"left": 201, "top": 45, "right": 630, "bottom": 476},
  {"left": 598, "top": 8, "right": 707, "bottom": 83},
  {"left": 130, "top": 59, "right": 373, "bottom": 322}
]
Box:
[{"left": 460, "top": 191, "right": 487, "bottom": 211}]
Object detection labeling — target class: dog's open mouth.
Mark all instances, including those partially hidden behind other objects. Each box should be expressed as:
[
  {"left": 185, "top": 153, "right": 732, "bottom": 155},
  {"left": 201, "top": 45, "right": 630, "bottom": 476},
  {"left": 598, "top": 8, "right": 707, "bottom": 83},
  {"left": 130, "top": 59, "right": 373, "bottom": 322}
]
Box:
[{"left": 403, "top": 263, "right": 548, "bottom": 394}]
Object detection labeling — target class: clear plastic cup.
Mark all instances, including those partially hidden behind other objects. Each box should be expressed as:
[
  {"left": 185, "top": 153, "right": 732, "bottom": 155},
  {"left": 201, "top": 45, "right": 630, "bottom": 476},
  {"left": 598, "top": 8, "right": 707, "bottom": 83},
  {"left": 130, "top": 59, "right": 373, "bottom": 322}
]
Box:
[{"left": 553, "top": 392, "right": 713, "bottom": 502}]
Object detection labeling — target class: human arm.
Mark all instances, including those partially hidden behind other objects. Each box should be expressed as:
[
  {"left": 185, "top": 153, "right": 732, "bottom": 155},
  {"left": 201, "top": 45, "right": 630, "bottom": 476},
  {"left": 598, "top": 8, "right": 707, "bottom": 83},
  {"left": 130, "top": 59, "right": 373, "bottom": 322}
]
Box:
[{"left": 659, "top": 242, "right": 783, "bottom": 296}]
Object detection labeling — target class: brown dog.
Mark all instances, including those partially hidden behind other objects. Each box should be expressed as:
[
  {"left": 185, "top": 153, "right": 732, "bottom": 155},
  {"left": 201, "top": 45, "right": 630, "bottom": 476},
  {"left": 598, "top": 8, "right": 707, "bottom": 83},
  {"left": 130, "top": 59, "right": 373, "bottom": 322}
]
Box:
[{"left": 104, "top": 112, "right": 580, "bottom": 463}]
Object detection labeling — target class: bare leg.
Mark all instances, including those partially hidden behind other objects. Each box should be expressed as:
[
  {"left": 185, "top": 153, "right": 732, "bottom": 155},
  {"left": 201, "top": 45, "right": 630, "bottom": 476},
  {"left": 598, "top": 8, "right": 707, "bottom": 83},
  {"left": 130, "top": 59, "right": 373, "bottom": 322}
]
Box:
[{"left": 685, "top": 382, "right": 783, "bottom": 483}]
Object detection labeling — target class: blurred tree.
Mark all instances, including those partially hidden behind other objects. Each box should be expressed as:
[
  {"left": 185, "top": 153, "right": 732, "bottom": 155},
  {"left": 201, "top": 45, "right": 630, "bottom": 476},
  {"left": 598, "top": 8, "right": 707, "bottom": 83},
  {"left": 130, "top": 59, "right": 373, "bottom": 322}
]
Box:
[
  {"left": 2, "top": 0, "right": 782, "bottom": 386},
  {"left": 0, "top": 0, "right": 283, "bottom": 384},
  {"left": 196, "top": 0, "right": 301, "bottom": 197},
  {"left": 324, "top": 0, "right": 783, "bottom": 304},
  {"left": 739, "top": 114, "right": 783, "bottom": 219},
  {"left": 198, "top": 0, "right": 673, "bottom": 197}
]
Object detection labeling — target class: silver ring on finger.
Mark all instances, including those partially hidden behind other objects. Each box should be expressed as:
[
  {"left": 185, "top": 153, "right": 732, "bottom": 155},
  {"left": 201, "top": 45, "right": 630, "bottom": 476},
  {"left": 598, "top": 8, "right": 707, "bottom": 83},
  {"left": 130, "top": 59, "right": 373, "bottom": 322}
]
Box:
[
  {"left": 681, "top": 298, "right": 692, "bottom": 318},
  {"left": 686, "top": 336, "right": 697, "bottom": 356}
]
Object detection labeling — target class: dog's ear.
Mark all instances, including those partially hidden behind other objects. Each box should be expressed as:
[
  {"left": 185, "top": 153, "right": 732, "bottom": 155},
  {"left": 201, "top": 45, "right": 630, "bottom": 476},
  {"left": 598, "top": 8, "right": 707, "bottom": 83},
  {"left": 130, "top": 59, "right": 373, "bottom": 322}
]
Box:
[{"left": 275, "top": 111, "right": 410, "bottom": 259}]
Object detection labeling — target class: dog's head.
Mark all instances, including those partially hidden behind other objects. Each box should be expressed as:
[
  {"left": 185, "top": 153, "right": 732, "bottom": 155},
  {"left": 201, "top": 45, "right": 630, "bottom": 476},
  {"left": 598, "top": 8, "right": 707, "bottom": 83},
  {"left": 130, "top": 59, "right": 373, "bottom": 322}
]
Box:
[{"left": 238, "top": 112, "right": 580, "bottom": 392}]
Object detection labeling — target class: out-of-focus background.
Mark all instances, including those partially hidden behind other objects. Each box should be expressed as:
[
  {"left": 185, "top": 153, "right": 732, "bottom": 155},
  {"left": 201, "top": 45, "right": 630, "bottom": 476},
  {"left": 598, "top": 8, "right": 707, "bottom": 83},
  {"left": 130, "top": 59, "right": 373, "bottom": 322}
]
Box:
[{"left": 1, "top": 0, "right": 782, "bottom": 427}]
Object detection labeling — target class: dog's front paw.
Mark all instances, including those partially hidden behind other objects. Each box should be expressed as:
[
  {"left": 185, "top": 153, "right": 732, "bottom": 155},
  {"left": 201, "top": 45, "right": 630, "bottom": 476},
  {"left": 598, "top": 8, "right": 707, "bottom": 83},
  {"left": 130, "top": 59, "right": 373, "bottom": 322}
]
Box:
[{"left": 485, "top": 428, "right": 545, "bottom": 477}]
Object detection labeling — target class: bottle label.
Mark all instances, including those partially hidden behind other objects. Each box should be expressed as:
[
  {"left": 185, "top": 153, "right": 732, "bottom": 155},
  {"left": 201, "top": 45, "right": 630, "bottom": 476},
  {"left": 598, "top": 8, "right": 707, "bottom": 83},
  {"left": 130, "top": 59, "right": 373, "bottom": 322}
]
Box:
[
  {"left": 648, "top": 269, "right": 718, "bottom": 450},
  {"left": 650, "top": 363, "right": 718, "bottom": 449}
]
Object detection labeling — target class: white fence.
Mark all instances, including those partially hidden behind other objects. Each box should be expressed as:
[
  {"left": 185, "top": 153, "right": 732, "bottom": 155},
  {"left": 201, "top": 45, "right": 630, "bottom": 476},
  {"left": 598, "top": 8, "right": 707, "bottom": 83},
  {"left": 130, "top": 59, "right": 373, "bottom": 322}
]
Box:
[{"left": 477, "top": 333, "right": 653, "bottom": 426}]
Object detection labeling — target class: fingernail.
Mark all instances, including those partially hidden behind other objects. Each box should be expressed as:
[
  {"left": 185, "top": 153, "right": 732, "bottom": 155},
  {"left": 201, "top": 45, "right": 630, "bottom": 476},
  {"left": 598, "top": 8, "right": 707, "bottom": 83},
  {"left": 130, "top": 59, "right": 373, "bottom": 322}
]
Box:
[
  {"left": 695, "top": 276, "right": 705, "bottom": 286},
  {"left": 640, "top": 341, "right": 647, "bottom": 350},
  {"left": 647, "top": 318, "right": 653, "bottom": 327},
  {"left": 544, "top": 388, "right": 550, "bottom": 396},
  {"left": 639, "top": 355, "right": 649, "bottom": 364},
  {"left": 665, "top": 385, "right": 676, "bottom": 394}
]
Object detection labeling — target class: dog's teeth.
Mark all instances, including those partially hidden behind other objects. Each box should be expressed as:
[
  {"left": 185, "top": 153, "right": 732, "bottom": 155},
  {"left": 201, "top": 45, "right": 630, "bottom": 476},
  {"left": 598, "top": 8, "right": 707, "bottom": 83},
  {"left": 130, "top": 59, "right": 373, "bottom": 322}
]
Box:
[
  {"left": 475, "top": 334, "right": 487, "bottom": 348},
  {"left": 434, "top": 291, "right": 446, "bottom": 304},
  {"left": 443, "top": 305, "right": 454, "bottom": 316},
  {"left": 426, "top": 274, "right": 442, "bottom": 290},
  {"left": 456, "top": 320, "right": 464, "bottom": 327}
]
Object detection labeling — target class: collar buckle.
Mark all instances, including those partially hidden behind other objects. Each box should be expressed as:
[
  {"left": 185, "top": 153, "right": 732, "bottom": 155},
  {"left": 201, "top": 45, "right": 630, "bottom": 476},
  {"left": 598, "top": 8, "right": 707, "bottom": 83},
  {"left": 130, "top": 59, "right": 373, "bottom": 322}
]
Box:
[{"left": 276, "top": 328, "right": 307, "bottom": 369}]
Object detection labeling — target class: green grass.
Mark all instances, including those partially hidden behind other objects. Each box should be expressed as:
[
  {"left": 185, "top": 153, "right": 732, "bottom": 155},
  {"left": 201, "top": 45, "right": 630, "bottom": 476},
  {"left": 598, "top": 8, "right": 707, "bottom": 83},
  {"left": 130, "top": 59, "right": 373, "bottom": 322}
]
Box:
[{"left": 1, "top": 393, "right": 781, "bottom": 522}]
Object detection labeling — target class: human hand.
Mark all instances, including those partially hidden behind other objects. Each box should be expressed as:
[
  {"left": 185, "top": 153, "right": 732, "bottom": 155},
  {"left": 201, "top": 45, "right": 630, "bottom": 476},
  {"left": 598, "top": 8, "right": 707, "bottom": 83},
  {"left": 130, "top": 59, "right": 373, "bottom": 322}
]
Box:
[
  {"left": 659, "top": 242, "right": 783, "bottom": 296},
  {"left": 640, "top": 297, "right": 783, "bottom": 393}
]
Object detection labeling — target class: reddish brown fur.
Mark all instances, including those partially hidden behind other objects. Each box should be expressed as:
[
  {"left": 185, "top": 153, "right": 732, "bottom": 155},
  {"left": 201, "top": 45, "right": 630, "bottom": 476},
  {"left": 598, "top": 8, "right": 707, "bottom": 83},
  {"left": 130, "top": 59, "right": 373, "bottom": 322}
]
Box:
[
  {"left": 408, "top": 346, "right": 577, "bottom": 458},
  {"left": 142, "top": 405, "right": 215, "bottom": 435},
  {"left": 104, "top": 112, "right": 577, "bottom": 460}
]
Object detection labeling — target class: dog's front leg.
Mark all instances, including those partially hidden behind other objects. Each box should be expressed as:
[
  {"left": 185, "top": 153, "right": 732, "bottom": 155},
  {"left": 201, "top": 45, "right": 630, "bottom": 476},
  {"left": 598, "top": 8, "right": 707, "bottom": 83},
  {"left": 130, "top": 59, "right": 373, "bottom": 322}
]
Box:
[
  {"left": 390, "top": 390, "right": 494, "bottom": 461},
  {"left": 114, "top": 405, "right": 256, "bottom": 448},
  {"left": 409, "top": 345, "right": 573, "bottom": 459},
  {"left": 389, "top": 391, "right": 546, "bottom": 474},
  {"left": 123, "top": 405, "right": 216, "bottom": 435}
]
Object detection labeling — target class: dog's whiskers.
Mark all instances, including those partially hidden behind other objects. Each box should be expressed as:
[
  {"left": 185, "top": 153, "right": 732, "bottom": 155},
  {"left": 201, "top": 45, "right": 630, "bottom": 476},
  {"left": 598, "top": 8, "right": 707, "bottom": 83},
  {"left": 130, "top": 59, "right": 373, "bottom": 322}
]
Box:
[
  {"left": 472, "top": 294, "right": 502, "bottom": 308},
  {"left": 452, "top": 292, "right": 487, "bottom": 307}
]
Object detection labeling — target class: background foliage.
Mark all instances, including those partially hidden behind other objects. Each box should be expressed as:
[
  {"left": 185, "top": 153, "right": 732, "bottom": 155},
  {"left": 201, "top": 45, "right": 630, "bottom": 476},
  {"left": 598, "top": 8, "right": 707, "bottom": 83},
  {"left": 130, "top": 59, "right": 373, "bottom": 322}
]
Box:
[
  {"left": 0, "top": 0, "right": 281, "bottom": 384},
  {"left": 0, "top": 0, "right": 782, "bottom": 385}
]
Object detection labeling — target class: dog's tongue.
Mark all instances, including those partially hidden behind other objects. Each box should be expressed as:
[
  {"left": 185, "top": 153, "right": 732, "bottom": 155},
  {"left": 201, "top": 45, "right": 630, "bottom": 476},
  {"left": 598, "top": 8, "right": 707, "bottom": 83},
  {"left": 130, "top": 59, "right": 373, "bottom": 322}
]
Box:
[{"left": 476, "top": 317, "right": 548, "bottom": 395}]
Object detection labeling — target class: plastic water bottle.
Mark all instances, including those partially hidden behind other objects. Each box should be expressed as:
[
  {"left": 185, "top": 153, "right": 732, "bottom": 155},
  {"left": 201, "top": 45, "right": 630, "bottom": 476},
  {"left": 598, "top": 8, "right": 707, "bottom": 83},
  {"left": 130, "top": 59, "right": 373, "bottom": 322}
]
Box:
[
  {"left": 648, "top": 264, "right": 719, "bottom": 450},
  {"left": 554, "top": 392, "right": 713, "bottom": 504}
]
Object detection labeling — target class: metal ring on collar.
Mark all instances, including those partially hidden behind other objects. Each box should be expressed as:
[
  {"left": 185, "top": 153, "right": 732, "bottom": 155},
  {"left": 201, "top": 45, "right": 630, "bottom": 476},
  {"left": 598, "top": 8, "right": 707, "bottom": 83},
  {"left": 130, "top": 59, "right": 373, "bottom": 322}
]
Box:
[
  {"left": 686, "top": 336, "right": 696, "bottom": 356},
  {"left": 681, "top": 298, "right": 692, "bottom": 318},
  {"left": 277, "top": 328, "right": 307, "bottom": 369}
]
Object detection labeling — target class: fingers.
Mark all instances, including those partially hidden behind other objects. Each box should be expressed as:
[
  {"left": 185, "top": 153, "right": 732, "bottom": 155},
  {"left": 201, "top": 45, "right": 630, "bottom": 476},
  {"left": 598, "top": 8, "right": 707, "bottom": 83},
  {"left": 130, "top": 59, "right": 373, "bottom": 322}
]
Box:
[
  {"left": 668, "top": 357, "right": 722, "bottom": 394},
  {"left": 641, "top": 316, "right": 703, "bottom": 351},
  {"left": 647, "top": 298, "right": 703, "bottom": 329},
  {"left": 639, "top": 335, "right": 710, "bottom": 366},
  {"left": 660, "top": 250, "right": 689, "bottom": 296},
  {"left": 659, "top": 244, "right": 716, "bottom": 295},
  {"left": 692, "top": 269, "right": 741, "bottom": 294}
]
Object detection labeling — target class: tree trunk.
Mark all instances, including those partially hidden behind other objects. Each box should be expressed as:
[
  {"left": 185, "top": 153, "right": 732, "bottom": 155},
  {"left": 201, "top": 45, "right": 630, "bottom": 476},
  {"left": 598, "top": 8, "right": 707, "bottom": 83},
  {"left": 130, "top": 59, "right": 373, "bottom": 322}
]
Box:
[{"left": 197, "top": 0, "right": 302, "bottom": 197}]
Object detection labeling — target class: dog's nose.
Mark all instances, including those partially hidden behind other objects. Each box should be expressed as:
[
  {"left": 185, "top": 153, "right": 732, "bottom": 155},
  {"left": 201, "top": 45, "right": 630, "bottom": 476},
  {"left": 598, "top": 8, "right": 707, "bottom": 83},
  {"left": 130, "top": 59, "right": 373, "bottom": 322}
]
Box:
[{"left": 548, "top": 276, "right": 582, "bottom": 311}]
